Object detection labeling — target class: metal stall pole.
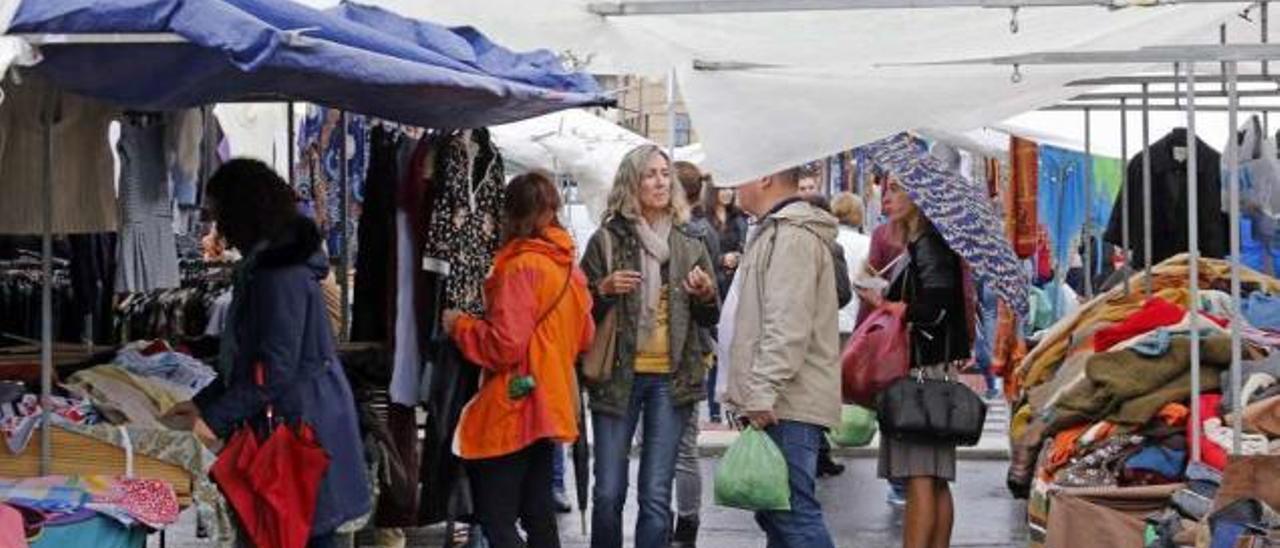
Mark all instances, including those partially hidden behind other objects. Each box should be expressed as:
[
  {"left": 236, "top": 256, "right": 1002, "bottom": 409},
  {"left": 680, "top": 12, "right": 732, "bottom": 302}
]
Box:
[
  {"left": 1121, "top": 98, "right": 1131, "bottom": 296},
  {"left": 339, "top": 111, "right": 350, "bottom": 341},
  {"left": 1185, "top": 62, "right": 1204, "bottom": 464},
  {"left": 287, "top": 102, "right": 296, "bottom": 186},
  {"left": 39, "top": 97, "right": 54, "bottom": 475},
  {"left": 1226, "top": 60, "right": 1244, "bottom": 454},
  {"left": 1267, "top": 2, "right": 1274, "bottom": 139},
  {"left": 667, "top": 68, "right": 678, "bottom": 173},
  {"left": 1083, "top": 107, "right": 1094, "bottom": 299},
  {"left": 1142, "top": 83, "right": 1155, "bottom": 295},
  {"left": 1265, "top": 1, "right": 1271, "bottom": 79}
]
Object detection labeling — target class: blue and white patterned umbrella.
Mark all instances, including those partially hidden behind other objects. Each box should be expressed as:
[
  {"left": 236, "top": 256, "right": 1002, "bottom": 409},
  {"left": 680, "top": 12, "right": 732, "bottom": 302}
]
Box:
[{"left": 865, "top": 132, "right": 1030, "bottom": 318}]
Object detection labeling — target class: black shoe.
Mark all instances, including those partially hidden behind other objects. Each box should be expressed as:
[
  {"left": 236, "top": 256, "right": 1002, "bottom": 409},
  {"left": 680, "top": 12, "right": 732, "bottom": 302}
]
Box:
[
  {"left": 817, "top": 457, "right": 846, "bottom": 478},
  {"left": 672, "top": 516, "right": 699, "bottom": 547},
  {"left": 553, "top": 490, "right": 572, "bottom": 514}
]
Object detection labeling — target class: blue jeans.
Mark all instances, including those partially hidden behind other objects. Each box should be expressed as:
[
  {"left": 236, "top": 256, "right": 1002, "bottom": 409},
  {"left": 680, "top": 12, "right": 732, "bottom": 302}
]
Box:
[
  {"left": 590, "top": 374, "right": 691, "bottom": 548},
  {"left": 705, "top": 364, "right": 721, "bottom": 421},
  {"left": 754, "top": 421, "right": 836, "bottom": 548},
  {"left": 552, "top": 443, "right": 566, "bottom": 493},
  {"left": 974, "top": 283, "right": 999, "bottom": 393}
]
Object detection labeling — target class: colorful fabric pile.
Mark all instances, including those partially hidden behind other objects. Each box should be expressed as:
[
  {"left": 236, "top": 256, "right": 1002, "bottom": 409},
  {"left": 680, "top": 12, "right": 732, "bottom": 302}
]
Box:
[
  {"left": 1008, "top": 255, "right": 1280, "bottom": 546},
  {"left": 0, "top": 395, "right": 97, "bottom": 454},
  {"left": 61, "top": 341, "right": 216, "bottom": 429},
  {"left": 0, "top": 475, "right": 179, "bottom": 546}
]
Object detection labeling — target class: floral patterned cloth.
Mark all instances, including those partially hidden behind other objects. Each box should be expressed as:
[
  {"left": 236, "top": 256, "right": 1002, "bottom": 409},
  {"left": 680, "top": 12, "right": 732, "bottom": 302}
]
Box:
[
  {"left": 294, "top": 105, "right": 370, "bottom": 259},
  {"left": 59, "top": 423, "right": 234, "bottom": 546},
  {"left": 422, "top": 129, "right": 505, "bottom": 315}
]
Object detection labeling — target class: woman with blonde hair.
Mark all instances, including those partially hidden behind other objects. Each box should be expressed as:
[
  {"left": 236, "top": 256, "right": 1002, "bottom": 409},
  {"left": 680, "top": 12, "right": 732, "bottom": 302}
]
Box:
[
  {"left": 831, "top": 192, "right": 870, "bottom": 346},
  {"left": 580, "top": 145, "right": 719, "bottom": 548}
]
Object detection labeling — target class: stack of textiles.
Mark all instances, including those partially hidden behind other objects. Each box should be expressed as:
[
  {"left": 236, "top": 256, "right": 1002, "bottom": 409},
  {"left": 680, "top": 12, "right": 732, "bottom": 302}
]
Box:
[
  {"left": 0, "top": 474, "right": 180, "bottom": 546},
  {"left": 1007, "top": 254, "right": 1280, "bottom": 547},
  {"left": 0, "top": 394, "right": 97, "bottom": 454},
  {"left": 61, "top": 341, "right": 216, "bottom": 430}
]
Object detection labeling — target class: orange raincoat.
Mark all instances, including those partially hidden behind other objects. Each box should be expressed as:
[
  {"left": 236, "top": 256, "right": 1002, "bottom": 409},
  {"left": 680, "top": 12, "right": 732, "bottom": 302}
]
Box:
[{"left": 450, "top": 226, "right": 595, "bottom": 460}]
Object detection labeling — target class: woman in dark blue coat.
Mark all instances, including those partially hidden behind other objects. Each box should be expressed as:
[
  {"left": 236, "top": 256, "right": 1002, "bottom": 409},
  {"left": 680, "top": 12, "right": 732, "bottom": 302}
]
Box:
[{"left": 187, "top": 159, "right": 372, "bottom": 547}]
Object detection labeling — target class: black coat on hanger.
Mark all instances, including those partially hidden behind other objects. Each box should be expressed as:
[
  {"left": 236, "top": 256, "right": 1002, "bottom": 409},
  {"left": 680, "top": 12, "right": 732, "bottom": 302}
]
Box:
[{"left": 1103, "top": 127, "right": 1228, "bottom": 268}]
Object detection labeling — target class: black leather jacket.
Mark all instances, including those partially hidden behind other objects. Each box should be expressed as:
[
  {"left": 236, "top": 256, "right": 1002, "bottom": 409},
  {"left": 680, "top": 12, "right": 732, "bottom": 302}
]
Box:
[{"left": 886, "top": 226, "right": 971, "bottom": 367}]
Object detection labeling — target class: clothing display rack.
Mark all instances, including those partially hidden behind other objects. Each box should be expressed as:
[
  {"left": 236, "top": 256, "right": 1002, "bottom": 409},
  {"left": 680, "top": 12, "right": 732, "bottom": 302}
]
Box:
[
  {"left": 2, "top": 3, "right": 609, "bottom": 547},
  {"left": 887, "top": 11, "right": 1280, "bottom": 548}
]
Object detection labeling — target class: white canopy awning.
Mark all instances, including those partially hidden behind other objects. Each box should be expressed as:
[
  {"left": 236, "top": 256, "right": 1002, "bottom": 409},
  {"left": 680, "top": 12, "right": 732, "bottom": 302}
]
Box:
[
  {"left": 490, "top": 108, "right": 651, "bottom": 220},
  {"left": 301, "top": 1, "right": 1253, "bottom": 182}
]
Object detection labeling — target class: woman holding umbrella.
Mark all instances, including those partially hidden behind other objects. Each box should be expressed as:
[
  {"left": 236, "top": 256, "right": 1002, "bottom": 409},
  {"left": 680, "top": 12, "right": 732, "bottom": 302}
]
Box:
[
  {"left": 857, "top": 133, "right": 1028, "bottom": 548},
  {"left": 859, "top": 177, "right": 968, "bottom": 548},
  {"left": 178, "top": 158, "right": 372, "bottom": 548},
  {"left": 442, "top": 171, "right": 596, "bottom": 548}
]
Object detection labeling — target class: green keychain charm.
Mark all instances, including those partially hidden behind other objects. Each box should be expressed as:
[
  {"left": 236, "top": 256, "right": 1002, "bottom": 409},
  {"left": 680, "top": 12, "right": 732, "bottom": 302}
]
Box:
[{"left": 508, "top": 374, "right": 536, "bottom": 399}]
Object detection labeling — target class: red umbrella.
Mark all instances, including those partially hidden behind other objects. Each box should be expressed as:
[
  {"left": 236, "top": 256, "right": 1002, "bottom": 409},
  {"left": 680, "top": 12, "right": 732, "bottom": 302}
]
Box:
[
  {"left": 248, "top": 423, "right": 331, "bottom": 548},
  {"left": 210, "top": 363, "right": 332, "bottom": 548},
  {"left": 210, "top": 423, "right": 265, "bottom": 544}
]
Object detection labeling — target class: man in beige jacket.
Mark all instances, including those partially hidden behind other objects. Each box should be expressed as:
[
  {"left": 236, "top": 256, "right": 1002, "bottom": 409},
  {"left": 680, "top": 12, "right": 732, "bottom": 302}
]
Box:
[{"left": 722, "top": 166, "right": 841, "bottom": 548}]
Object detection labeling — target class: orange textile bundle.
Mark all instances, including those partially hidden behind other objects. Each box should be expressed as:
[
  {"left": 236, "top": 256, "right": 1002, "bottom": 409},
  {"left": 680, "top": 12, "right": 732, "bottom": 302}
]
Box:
[
  {"left": 1044, "top": 424, "right": 1090, "bottom": 475},
  {"left": 1009, "top": 137, "right": 1039, "bottom": 259}
]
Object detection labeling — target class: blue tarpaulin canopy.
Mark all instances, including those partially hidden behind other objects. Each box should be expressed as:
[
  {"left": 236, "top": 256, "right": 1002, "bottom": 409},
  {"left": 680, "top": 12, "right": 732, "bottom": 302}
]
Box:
[{"left": 5, "top": 0, "right": 607, "bottom": 128}]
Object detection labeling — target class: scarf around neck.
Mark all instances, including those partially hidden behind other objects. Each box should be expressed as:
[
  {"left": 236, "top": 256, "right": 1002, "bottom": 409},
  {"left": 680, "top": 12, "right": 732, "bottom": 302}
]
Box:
[{"left": 633, "top": 215, "right": 672, "bottom": 342}]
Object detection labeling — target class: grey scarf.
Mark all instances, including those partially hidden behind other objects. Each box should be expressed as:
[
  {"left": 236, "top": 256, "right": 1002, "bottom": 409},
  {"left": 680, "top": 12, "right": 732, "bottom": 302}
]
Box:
[{"left": 633, "top": 216, "right": 671, "bottom": 343}]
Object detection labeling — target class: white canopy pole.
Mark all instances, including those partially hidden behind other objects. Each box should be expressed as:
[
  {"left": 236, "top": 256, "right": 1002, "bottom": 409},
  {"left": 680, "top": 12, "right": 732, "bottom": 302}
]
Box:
[
  {"left": 1226, "top": 60, "right": 1244, "bottom": 454},
  {"left": 339, "top": 111, "right": 350, "bottom": 341},
  {"left": 1142, "top": 83, "right": 1154, "bottom": 296},
  {"left": 668, "top": 67, "right": 677, "bottom": 173},
  {"left": 588, "top": 0, "right": 1245, "bottom": 16},
  {"left": 1083, "top": 107, "right": 1094, "bottom": 299},
  {"left": 1120, "top": 98, "right": 1131, "bottom": 297},
  {"left": 38, "top": 92, "right": 53, "bottom": 475},
  {"left": 287, "top": 102, "right": 296, "bottom": 186},
  {"left": 1185, "top": 61, "right": 1203, "bottom": 464}
]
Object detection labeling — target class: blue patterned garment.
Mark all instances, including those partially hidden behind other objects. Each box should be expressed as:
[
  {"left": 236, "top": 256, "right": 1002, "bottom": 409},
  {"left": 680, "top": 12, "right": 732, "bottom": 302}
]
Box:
[
  {"left": 865, "top": 132, "right": 1030, "bottom": 318},
  {"left": 1037, "top": 145, "right": 1089, "bottom": 274},
  {"left": 294, "top": 105, "right": 370, "bottom": 257}
]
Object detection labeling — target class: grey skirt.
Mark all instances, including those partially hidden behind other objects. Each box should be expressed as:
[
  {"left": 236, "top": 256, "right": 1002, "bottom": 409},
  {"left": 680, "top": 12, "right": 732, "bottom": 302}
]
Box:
[{"left": 876, "top": 363, "right": 958, "bottom": 482}]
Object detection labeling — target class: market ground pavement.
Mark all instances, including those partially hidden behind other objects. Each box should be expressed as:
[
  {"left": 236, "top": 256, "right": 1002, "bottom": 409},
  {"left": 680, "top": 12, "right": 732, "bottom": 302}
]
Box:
[{"left": 155, "top": 398, "right": 1027, "bottom": 547}]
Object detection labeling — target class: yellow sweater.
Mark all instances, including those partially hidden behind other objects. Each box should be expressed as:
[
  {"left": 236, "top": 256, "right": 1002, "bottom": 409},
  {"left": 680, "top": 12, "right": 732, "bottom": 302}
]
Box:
[{"left": 634, "top": 287, "right": 671, "bottom": 374}]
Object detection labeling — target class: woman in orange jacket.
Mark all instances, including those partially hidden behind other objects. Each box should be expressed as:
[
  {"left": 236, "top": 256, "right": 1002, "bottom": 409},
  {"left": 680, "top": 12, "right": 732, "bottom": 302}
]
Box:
[{"left": 442, "top": 171, "right": 596, "bottom": 548}]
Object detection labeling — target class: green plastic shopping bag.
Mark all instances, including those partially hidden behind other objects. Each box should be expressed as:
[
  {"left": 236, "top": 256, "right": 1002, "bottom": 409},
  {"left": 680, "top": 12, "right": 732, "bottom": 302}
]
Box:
[
  {"left": 713, "top": 427, "right": 791, "bottom": 511},
  {"left": 829, "top": 404, "right": 877, "bottom": 448}
]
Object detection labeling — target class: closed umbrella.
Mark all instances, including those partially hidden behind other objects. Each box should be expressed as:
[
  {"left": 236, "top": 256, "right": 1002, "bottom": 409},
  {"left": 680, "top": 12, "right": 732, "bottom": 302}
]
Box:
[
  {"left": 209, "top": 418, "right": 262, "bottom": 540},
  {"left": 248, "top": 423, "right": 331, "bottom": 548},
  {"left": 210, "top": 364, "right": 333, "bottom": 548},
  {"left": 571, "top": 382, "right": 591, "bottom": 535},
  {"left": 864, "top": 132, "right": 1030, "bottom": 319}
]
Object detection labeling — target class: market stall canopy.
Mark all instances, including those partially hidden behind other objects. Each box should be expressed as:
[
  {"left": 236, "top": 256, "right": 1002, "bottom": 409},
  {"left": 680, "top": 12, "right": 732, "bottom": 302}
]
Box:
[
  {"left": 491, "top": 108, "right": 651, "bottom": 220},
  {"left": 343, "top": 0, "right": 1248, "bottom": 182},
  {"left": 2, "top": 0, "right": 608, "bottom": 128}
]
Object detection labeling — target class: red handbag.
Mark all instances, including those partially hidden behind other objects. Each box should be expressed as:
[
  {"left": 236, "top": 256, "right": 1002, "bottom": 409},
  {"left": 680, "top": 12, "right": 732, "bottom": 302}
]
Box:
[{"left": 841, "top": 302, "right": 910, "bottom": 408}]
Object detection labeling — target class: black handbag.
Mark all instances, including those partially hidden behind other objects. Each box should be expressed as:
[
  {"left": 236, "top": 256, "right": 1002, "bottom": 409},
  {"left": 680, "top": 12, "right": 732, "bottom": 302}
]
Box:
[
  {"left": 878, "top": 371, "right": 987, "bottom": 446},
  {"left": 876, "top": 307, "right": 988, "bottom": 447}
]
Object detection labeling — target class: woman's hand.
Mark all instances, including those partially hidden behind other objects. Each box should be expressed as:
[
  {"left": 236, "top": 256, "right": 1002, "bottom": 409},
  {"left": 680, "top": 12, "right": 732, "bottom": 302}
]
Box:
[
  {"left": 856, "top": 286, "right": 885, "bottom": 309},
  {"left": 160, "top": 400, "right": 201, "bottom": 431},
  {"left": 193, "top": 418, "right": 221, "bottom": 452},
  {"left": 722, "top": 252, "right": 740, "bottom": 271},
  {"left": 442, "top": 309, "right": 463, "bottom": 334},
  {"left": 683, "top": 266, "right": 716, "bottom": 303},
  {"left": 599, "top": 270, "right": 643, "bottom": 296}
]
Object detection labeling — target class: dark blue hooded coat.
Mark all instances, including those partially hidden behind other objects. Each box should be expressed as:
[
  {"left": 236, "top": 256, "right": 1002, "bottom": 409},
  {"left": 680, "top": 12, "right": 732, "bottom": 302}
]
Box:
[{"left": 198, "top": 217, "right": 372, "bottom": 537}]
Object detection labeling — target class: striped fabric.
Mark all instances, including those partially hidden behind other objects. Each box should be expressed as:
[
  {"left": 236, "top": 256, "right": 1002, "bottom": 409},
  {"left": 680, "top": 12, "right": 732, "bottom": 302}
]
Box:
[{"left": 865, "top": 132, "right": 1030, "bottom": 319}]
